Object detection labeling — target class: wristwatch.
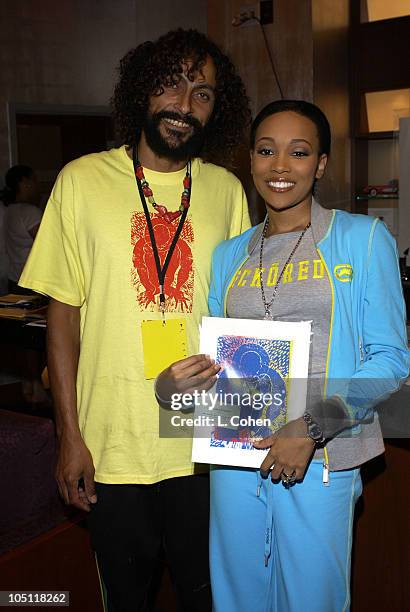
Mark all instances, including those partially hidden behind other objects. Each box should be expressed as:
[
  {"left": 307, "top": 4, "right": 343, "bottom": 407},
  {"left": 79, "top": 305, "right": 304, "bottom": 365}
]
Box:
[{"left": 303, "top": 412, "right": 326, "bottom": 445}]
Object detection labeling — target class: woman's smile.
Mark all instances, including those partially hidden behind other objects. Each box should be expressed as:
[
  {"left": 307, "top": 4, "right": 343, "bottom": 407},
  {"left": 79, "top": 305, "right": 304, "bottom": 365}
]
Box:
[{"left": 265, "top": 178, "right": 296, "bottom": 193}]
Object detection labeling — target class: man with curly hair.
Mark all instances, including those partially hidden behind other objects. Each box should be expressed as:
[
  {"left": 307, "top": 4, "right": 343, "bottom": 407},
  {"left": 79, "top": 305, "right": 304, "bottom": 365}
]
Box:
[{"left": 20, "top": 28, "right": 251, "bottom": 612}]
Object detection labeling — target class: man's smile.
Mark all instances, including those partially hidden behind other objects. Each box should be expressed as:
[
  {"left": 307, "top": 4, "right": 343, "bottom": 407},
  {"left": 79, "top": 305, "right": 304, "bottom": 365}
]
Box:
[
  {"left": 162, "top": 117, "right": 192, "bottom": 132},
  {"left": 163, "top": 117, "right": 192, "bottom": 130}
]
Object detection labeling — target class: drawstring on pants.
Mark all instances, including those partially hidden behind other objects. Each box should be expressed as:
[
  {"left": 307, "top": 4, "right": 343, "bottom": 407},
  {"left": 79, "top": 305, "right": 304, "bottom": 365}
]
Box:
[{"left": 256, "top": 471, "right": 275, "bottom": 567}]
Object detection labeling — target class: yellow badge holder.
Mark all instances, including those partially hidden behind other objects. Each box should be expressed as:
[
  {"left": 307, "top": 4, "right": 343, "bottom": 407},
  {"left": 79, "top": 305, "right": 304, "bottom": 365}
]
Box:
[{"left": 141, "top": 318, "right": 188, "bottom": 379}]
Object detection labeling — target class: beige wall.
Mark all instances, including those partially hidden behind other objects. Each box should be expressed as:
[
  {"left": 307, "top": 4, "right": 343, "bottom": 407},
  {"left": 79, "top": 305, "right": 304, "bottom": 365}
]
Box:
[
  {"left": 1, "top": 0, "right": 350, "bottom": 214},
  {"left": 208, "top": 0, "right": 314, "bottom": 223},
  {"left": 135, "top": 0, "right": 207, "bottom": 42},
  {"left": 398, "top": 117, "right": 410, "bottom": 253},
  {"left": 312, "top": 0, "right": 350, "bottom": 210},
  {"left": 364, "top": 0, "right": 410, "bottom": 22},
  {"left": 208, "top": 0, "right": 314, "bottom": 116},
  {"left": 0, "top": 0, "right": 207, "bottom": 181},
  {"left": 208, "top": 0, "right": 350, "bottom": 221}
]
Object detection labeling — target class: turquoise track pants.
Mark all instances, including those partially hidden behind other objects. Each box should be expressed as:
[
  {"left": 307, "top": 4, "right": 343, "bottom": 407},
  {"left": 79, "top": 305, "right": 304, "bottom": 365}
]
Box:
[{"left": 210, "top": 462, "right": 362, "bottom": 612}]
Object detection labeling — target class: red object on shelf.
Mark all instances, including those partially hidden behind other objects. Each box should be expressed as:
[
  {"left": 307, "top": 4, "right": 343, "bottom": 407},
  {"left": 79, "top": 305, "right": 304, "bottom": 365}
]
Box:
[{"left": 362, "top": 179, "right": 399, "bottom": 197}]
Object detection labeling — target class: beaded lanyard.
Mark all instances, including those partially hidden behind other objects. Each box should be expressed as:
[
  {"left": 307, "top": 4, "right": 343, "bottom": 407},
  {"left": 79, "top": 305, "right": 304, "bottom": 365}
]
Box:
[
  {"left": 133, "top": 152, "right": 191, "bottom": 223},
  {"left": 132, "top": 144, "right": 192, "bottom": 316}
]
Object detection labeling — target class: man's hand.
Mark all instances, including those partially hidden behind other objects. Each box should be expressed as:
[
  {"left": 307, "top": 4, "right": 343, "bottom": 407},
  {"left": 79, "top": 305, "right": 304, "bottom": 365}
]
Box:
[
  {"left": 155, "top": 354, "right": 221, "bottom": 405},
  {"left": 47, "top": 299, "right": 93, "bottom": 508},
  {"left": 254, "top": 417, "right": 315, "bottom": 483},
  {"left": 56, "top": 433, "right": 97, "bottom": 512}
]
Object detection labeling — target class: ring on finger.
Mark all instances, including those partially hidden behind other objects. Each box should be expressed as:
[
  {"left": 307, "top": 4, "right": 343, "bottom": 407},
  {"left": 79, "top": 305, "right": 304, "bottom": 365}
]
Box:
[{"left": 281, "top": 470, "right": 296, "bottom": 485}]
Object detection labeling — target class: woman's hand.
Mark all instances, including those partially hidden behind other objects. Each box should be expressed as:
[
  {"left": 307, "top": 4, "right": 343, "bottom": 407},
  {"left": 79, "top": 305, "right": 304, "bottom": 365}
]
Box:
[
  {"left": 155, "top": 354, "right": 221, "bottom": 405},
  {"left": 254, "top": 417, "right": 315, "bottom": 483}
]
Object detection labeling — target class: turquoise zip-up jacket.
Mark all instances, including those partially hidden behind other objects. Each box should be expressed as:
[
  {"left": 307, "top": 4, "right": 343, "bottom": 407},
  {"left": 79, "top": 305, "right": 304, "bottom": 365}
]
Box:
[{"left": 208, "top": 200, "right": 410, "bottom": 470}]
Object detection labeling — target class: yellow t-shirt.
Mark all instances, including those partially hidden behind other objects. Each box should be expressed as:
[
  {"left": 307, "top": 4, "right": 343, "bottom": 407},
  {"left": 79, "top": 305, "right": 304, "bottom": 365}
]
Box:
[{"left": 20, "top": 146, "right": 250, "bottom": 483}]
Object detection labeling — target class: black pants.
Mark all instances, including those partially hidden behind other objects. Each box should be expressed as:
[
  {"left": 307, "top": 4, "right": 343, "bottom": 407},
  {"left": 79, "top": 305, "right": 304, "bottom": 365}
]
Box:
[{"left": 88, "top": 473, "right": 211, "bottom": 612}]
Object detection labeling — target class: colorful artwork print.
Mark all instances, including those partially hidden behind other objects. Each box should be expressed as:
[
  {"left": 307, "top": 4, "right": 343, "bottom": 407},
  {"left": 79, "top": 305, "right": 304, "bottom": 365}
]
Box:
[
  {"left": 211, "top": 335, "right": 291, "bottom": 449},
  {"left": 131, "top": 211, "right": 194, "bottom": 313}
]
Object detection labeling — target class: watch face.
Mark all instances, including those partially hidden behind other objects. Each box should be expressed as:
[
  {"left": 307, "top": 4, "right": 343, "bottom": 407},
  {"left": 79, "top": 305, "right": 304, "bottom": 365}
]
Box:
[{"left": 309, "top": 423, "right": 323, "bottom": 441}]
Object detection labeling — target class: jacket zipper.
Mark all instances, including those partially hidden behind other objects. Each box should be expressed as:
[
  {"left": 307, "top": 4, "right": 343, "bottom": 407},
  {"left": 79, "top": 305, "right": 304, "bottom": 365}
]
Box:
[{"left": 317, "top": 247, "right": 335, "bottom": 485}]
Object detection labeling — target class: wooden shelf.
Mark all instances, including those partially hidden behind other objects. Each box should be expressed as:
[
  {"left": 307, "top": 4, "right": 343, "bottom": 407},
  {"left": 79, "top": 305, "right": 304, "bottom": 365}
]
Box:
[
  {"left": 356, "top": 194, "right": 398, "bottom": 200},
  {"left": 355, "top": 131, "right": 396, "bottom": 140}
]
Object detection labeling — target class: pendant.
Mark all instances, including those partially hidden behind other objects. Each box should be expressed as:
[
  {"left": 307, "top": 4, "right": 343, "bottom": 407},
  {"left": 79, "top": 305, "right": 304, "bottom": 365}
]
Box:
[
  {"left": 154, "top": 205, "right": 181, "bottom": 224},
  {"left": 264, "top": 309, "right": 273, "bottom": 320}
]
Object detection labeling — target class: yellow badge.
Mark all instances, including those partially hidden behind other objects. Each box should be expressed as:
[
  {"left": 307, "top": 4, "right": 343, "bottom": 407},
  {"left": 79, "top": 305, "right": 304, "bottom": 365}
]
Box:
[
  {"left": 141, "top": 318, "right": 188, "bottom": 379},
  {"left": 334, "top": 264, "right": 353, "bottom": 282}
]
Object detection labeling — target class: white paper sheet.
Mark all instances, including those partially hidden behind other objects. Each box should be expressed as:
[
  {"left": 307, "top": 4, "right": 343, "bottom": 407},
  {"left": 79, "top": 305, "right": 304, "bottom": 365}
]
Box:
[{"left": 191, "top": 316, "right": 311, "bottom": 468}]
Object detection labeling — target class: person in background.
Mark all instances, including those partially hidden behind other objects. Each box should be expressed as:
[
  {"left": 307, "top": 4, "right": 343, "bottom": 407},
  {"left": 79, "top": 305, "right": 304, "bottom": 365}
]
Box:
[
  {"left": 19, "top": 28, "right": 251, "bottom": 612},
  {"left": 0, "top": 165, "right": 45, "bottom": 404},
  {"left": 1, "top": 165, "right": 42, "bottom": 294}
]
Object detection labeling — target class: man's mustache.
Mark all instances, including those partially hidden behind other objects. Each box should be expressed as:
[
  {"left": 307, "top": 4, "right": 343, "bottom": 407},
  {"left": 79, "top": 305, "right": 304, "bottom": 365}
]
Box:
[{"left": 153, "top": 110, "right": 202, "bottom": 131}]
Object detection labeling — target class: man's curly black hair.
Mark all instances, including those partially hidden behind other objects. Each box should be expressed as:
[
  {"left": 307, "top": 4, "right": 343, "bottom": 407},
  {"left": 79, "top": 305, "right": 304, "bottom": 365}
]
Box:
[{"left": 112, "top": 29, "right": 251, "bottom": 168}]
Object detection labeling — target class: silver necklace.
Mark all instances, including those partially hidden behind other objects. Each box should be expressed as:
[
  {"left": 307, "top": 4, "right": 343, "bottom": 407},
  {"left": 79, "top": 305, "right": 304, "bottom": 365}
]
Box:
[{"left": 259, "top": 218, "right": 311, "bottom": 320}]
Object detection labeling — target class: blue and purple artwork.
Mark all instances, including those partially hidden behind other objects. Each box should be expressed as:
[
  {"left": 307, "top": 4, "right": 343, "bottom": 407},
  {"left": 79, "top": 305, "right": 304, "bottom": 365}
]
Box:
[{"left": 211, "top": 335, "right": 291, "bottom": 449}]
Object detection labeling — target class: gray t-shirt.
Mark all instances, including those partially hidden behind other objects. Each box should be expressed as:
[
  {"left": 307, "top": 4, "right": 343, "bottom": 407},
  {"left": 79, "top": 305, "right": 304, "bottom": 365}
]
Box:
[
  {"left": 227, "top": 226, "right": 331, "bottom": 379},
  {"left": 227, "top": 226, "right": 333, "bottom": 463}
]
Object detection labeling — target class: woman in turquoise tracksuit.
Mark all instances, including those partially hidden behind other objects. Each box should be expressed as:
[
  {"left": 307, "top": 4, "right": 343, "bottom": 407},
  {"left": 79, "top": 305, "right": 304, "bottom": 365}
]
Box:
[{"left": 208, "top": 101, "right": 409, "bottom": 612}]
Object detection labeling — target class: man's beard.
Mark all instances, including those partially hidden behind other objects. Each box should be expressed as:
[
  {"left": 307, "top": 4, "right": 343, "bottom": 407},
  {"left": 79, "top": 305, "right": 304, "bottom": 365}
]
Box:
[{"left": 143, "top": 110, "right": 206, "bottom": 161}]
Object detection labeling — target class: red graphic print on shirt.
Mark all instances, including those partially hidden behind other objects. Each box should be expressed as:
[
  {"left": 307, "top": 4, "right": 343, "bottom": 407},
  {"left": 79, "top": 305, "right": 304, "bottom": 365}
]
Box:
[{"left": 131, "top": 212, "right": 194, "bottom": 313}]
